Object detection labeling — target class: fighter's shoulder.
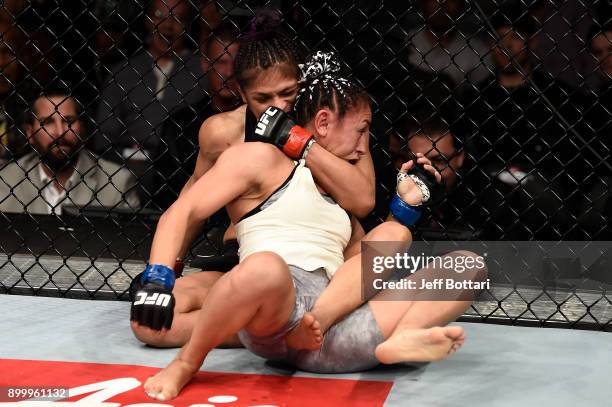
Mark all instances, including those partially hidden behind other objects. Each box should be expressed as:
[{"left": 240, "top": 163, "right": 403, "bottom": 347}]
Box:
[
  {"left": 219, "top": 141, "right": 285, "bottom": 171},
  {"left": 198, "top": 105, "right": 247, "bottom": 149}
]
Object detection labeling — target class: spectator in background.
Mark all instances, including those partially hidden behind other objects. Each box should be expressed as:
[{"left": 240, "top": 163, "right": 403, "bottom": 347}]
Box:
[
  {"left": 0, "top": 21, "right": 29, "bottom": 165},
  {"left": 202, "top": 27, "right": 242, "bottom": 113},
  {"left": 0, "top": 23, "right": 22, "bottom": 99},
  {"left": 383, "top": 112, "right": 484, "bottom": 239},
  {"left": 366, "top": 66, "right": 459, "bottom": 231},
  {"left": 407, "top": 0, "right": 492, "bottom": 90},
  {"left": 0, "top": 1, "right": 25, "bottom": 23},
  {"left": 197, "top": 0, "right": 224, "bottom": 46},
  {"left": 213, "top": 0, "right": 281, "bottom": 29},
  {"left": 584, "top": 22, "right": 612, "bottom": 156},
  {"left": 152, "top": 25, "right": 241, "bottom": 209},
  {"left": 94, "top": 0, "right": 207, "bottom": 205},
  {"left": 288, "top": 0, "right": 413, "bottom": 91},
  {"left": 0, "top": 84, "right": 139, "bottom": 215},
  {"left": 13, "top": 0, "right": 87, "bottom": 99},
  {"left": 577, "top": 23, "right": 612, "bottom": 239},
  {"left": 69, "top": 0, "right": 143, "bottom": 124},
  {"left": 368, "top": 65, "right": 458, "bottom": 170},
  {"left": 369, "top": 61, "right": 457, "bottom": 125},
  {"left": 92, "top": 1, "right": 141, "bottom": 88},
  {"left": 463, "top": 11, "right": 585, "bottom": 239},
  {"left": 528, "top": 0, "right": 595, "bottom": 90},
  {"left": 389, "top": 115, "right": 465, "bottom": 193},
  {"left": 586, "top": 23, "right": 612, "bottom": 138},
  {"left": 589, "top": 24, "right": 612, "bottom": 87}
]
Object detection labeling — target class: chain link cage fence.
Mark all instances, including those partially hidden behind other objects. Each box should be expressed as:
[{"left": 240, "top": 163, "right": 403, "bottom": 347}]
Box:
[{"left": 0, "top": 0, "right": 610, "bottom": 330}]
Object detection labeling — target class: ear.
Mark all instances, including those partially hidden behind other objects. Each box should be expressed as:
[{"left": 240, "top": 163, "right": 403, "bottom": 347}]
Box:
[
  {"left": 453, "top": 150, "right": 465, "bottom": 169},
  {"left": 24, "top": 122, "right": 34, "bottom": 144},
  {"left": 238, "top": 87, "right": 247, "bottom": 104},
  {"left": 313, "top": 108, "right": 332, "bottom": 140}
]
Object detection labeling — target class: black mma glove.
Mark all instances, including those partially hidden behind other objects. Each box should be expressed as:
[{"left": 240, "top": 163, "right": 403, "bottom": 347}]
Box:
[
  {"left": 130, "top": 263, "right": 179, "bottom": 330},
  {"left": 400, "top": 164, "right": 446, "bottom": 206},
  {"left": 250, "top": 106, "right": 315, "bottom": 160}
]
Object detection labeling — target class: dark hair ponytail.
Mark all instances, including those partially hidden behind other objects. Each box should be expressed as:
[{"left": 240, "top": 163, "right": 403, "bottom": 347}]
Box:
[
  {"left": 234, "top": 8, "right": 304, "bottom": 88},
  {"left": 294, "top": 51, "right": 370, "bottom": 125}
]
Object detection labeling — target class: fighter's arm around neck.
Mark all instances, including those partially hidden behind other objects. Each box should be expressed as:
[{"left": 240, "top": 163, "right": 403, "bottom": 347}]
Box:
[
  {"left": 305, "top": 141, "right": 375, "bottom": 218},
  {"left": 149, "top": 142, "right": 283, "bottom": 267}
]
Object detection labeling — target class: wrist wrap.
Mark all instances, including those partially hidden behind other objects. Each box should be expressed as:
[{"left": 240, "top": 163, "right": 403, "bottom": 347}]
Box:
[
  {"left": 390, "top": 194, "right": 422, "bottom": 226},
  {"left": 141, "top": 264, "right": 176, "bottom": 291}
]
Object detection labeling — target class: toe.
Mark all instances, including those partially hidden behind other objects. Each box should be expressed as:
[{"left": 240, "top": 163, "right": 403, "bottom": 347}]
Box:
[
  {"left": 304, "top": 313, "right": 315, "bottom": 326},
  {"left": 148, "top": 381, "right": 163, "bottom": 397},
  {"left": 429, "top": 327, "right": 447, "bottom": 342},
  {"left": 447, "top": 326, "right": 465, "bottom": 339}
]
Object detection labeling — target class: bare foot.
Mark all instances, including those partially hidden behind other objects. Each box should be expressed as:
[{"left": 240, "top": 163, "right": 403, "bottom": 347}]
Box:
[
  {"left": 284, "top": 312, "right": 322, "bottom": 350},
  {"left": 144, "top": 357, "right": 197, "bottom": 401},
  {"left": 375, "top": 326, "right": 465, "bottom": 364}
]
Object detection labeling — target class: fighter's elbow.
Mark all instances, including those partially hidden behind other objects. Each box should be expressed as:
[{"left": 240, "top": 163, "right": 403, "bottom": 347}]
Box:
[{"left": 350, "top": 193, "right": 375, "bottom": 219}]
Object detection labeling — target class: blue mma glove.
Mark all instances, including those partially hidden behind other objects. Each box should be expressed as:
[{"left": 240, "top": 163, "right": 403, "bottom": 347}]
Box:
[{"left": 390, "top": 194, "right": 423, "bottom": 226}]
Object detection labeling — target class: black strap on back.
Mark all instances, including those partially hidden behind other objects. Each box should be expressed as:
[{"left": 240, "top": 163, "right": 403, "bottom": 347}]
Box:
[{"left": 244, "top": 108, "right": 258, "bottom": 141}]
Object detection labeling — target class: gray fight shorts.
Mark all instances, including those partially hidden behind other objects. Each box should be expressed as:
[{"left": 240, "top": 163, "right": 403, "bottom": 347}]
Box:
[{"left": 237, "top": 265, "right": 385, "bottom": 373}]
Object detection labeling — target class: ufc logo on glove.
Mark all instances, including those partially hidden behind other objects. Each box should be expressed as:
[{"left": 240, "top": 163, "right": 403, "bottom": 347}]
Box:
[
  {"left": 134, "top": 292, "right": 172, "bottom": 307},
  {"left": 255, "top": 107, "right": 280, "bottom": 135}
]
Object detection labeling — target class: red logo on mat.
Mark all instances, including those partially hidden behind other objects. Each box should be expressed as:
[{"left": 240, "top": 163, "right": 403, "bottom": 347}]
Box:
[{"left": 0, "top": 359, "right": 392, "bottom": 406}]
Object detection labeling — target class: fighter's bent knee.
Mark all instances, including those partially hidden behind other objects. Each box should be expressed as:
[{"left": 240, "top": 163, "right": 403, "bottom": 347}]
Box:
[
  {"left": 380, "top": 221, "right": 412, "bottom": 242},
  {"left": 131, "top": 320, "right": 172, "bottom": 347},
  {"left": 230, "top": 251, "right": 290, "bottom": 293},
  {"left": 369, "top": 221, "right": 412, "bottom": 242}
]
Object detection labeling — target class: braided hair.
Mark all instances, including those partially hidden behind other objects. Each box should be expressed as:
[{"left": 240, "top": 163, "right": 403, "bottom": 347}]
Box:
[
  {"left": 294, "top": 51, "right": 370, "bottom": 126},
  {"left": 234, "top": 9, "right": 304, "bottom": 89}
]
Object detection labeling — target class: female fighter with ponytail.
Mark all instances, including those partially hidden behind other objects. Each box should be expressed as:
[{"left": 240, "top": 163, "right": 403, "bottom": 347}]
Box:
[
  {"left": 133, "top": 52, "right": 481, "bottom": 401},
  {"left": 130, "top": 10, "right": 400, "bottom": 348}
]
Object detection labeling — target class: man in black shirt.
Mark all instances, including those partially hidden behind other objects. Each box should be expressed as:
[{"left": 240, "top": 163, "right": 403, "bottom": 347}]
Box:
[
  {"left": 153, "top": 26, "right": 241, "bottom": 210},
  {"left": 577, "top": 23, "right": 612, "bottom": 239},
  {"left": 462, "top": 12, "right": 585, "bottom": 239}
]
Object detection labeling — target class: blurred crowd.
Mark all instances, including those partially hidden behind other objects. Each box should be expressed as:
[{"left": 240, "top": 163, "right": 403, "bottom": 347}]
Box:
[{"left": 0, "top": 0, "right": 610, "bottom": 240}]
